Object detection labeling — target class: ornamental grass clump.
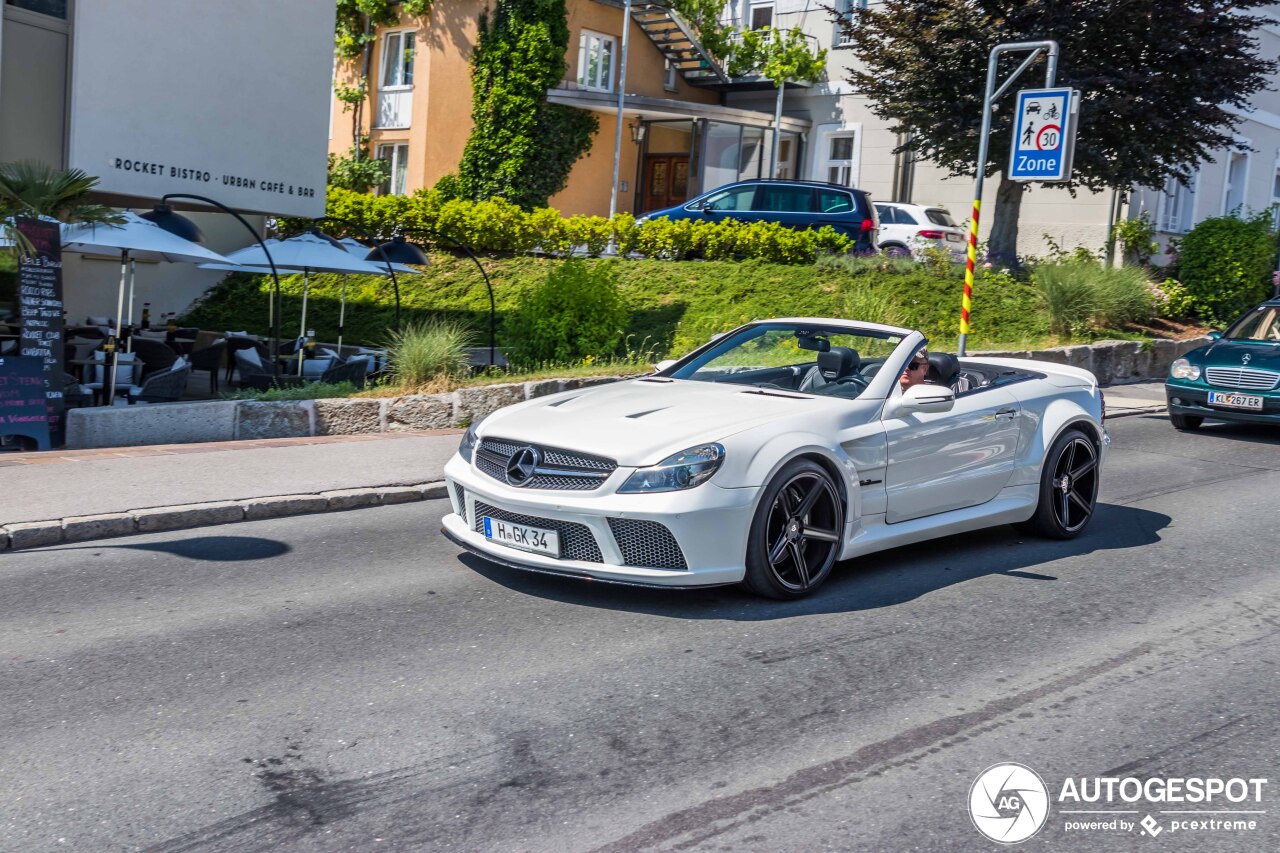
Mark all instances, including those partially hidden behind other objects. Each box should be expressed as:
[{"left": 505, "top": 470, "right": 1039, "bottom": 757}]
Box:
[
  {"left": 1034, "top": 261, "right": 1155, "bottom": 338},
  {"left": 385, "top": 319, "right": 477, "bottom": 389}
]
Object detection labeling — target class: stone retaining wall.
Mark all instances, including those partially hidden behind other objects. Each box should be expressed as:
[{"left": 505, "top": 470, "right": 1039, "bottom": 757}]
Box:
[{"left": 64, "top": 338, "right": 1209, "bottom": 450}]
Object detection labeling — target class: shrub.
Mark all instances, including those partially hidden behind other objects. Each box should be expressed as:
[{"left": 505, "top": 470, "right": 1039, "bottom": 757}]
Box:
[
  {"left": 506, "top": 260, "right": 627, "bottom": 365},
  {"left": 1177, "top": 212, "right": 1275, "bottom": 324},
  {"left": 1034, "top": 261, "right": 1154, "bottom": 338},
  {"left": 385, "top": 318, "right": 477, "bottom": 387},
  {"left": 563, "top": 215, "right": 613, "bottom": 257},
  {"left": 221, "top": 381, "right": 360, "bottom": 401}
]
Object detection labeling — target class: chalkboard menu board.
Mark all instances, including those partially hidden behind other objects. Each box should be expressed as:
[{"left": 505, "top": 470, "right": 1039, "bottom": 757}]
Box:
[
  {"left": 15, "top": 216, "right": 65, "bottom": 446},
  {"left": 0, "top": 355, "right": 52, "bottom": 451}
]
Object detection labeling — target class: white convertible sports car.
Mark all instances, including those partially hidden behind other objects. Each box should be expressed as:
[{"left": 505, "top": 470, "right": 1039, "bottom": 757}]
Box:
[{"left": 441, "top": 319, "right": 1107, "bottom": 599}]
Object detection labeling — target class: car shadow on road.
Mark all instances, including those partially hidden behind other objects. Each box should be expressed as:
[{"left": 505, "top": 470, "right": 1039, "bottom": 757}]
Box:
[
  {"left": 52, "top": 535, "right": 291, "bottom": 562},
  {"left": 461, "top": 503, "right": 1169, "bottom": 620},
  {"left": 1161, "top": 419, "right": 1280, "bottom": 446}
]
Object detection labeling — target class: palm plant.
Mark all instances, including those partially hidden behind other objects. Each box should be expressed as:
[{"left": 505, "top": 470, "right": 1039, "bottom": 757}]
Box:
[{"left": 0, "top": 160, "right": 123, "bottom": 254}]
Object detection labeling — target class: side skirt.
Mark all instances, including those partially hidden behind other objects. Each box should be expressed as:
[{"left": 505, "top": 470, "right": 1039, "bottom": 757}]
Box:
[{"left": 839, "top": 484, "right": 1038, "bottom": 560}]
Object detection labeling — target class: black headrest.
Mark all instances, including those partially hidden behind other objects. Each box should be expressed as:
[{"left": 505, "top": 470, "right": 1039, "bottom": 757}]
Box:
[
  {"left": 818, "top": 346, "right": 859, "bottom": 379},
  {"left": 926, "top": 352, "right": 960, "bottom": 385}
]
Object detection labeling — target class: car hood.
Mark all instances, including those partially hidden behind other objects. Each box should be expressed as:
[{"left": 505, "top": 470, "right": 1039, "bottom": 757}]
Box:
[
  {"left": 1196, "top": 339, "right": 1280, "bottom": 370},
  {"left": 477, "top": 378, "right": 844, "bottom": 466}
]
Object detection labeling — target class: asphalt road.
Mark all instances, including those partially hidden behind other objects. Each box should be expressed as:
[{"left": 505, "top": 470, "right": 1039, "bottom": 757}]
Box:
[{"left": 3, "top": 415, "right": 1278, "bottom": 852}]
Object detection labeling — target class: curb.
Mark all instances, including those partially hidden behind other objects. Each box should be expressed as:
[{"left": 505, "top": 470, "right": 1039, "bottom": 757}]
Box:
[
  {"left": 1104, "top": 404, "right": 1168, "bottom": 420},
  {"left": 0, "top": 481, "right": 449, "bottom": 552}
]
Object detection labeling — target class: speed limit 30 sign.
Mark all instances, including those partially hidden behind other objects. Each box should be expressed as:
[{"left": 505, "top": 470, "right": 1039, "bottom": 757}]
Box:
[{"left": 1009, "top": 87, "right": 1079, "bottom": 182}]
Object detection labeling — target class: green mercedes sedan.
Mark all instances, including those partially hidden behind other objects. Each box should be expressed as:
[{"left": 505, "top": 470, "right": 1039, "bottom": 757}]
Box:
[{"left": 1166, "top": 298, "right": 1280, "bottom": 430}]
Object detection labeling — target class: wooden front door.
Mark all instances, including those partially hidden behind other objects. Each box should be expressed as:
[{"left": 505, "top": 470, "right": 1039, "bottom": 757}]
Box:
[{"left": 643, "top": 155, "right": 690, "bottom": 212}]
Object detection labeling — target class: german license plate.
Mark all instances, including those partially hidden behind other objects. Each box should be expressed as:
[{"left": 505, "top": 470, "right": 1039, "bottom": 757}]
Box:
[
  {"left": 946, "top": 233, "right": 963, "bottom": 242},
  {"left": 1208, "top": 391, "right": 1263, "bottom": 410},
  {"left": 483, "top": 516, "right": 560, "bottom": 557}
]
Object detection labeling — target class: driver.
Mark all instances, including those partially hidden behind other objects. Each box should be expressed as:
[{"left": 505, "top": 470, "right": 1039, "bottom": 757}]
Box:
[{"left": 899, "top": 347, "right": 929, "bottom": 391}]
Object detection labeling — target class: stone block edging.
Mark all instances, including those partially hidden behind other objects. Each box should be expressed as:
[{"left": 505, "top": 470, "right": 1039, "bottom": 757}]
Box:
[
  {"left": 62, "top": 338, "right": 1202, "bottom": 451},
  {"left": 0, "top": 481, "right": 449, "bottom": 552}
]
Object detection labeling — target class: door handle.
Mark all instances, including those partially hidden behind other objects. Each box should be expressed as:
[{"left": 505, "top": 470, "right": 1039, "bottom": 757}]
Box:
[{"left": 995, "top": 408, "right": 1017, "bottom": 419}]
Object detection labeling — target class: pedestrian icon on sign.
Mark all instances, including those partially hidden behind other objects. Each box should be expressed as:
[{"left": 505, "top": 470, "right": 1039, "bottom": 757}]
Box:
[{"left": 1022, "top": 123, "right": 1035, "bottom": 146}]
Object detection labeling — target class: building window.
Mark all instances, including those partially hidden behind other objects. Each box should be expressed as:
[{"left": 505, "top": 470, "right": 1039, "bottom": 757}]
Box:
[
  {"left": 1222, "top": 151, "right": 1248, "bottom": 215},
  {"left": 750, "top": 2, "right": 774, "bottom": 31},
  {"left": 664, "top": 59, "right": 678, "bottom": 92},
  {"left": 578, "top": 31, "right": 616, "bottom": 92},
  {"left": 824, "top": 133, "right": 857, "bottom": 186},
  {"left": 1159, "top": 172, "right": 1198, "bottom": 233},
  {"left": 378, "top": 143, "right": 410, "bottom": 195},
  {"left": 1270, "top": 164, "right": 1280, "bottom": 225},
  {"left": 832, "top": 0, "right": 867, "bottom": 47},
  {"left": 5, "top": 0, "right": 67, "bottom": 18},
  {"left": 380, "top": 31, "right": 415, "bottom": 89}
]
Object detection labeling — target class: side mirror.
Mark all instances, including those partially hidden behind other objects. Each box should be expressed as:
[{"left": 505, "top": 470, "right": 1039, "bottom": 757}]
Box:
[
  {"left": 654, "top": 359, "right": 677, "bottom": 373},
  {"left": 700, "top": 201, "right": 715, "bottom": 214},
  {"left": 891, "top": 384, "right": 955, "bottom": 417},
  {"left": 1207, "top": 331, "right": 1222, "bottom": 341}
]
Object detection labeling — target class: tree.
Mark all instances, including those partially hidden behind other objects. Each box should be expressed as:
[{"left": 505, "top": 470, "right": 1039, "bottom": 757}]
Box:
[
  {"left": 837, "top": 0, "right": 1278, "bottom": 260},
  {"left": 445, "top": 0, "right": 598, "bottom": 209},
  {"left": 0, "top": 160, "right": 122, "bottom": 254}
]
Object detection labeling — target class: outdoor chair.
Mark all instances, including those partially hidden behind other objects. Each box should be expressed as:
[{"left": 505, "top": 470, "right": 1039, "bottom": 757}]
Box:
[
  {"left": 318, "top": 357, "right": 370, "bottom": 388},
  {"left": 187, "top": 338, "right": 227, "bottom": 394},
  {"left": 129, "top": 335, "right": 180, "bottom": 379},
  {"left": 233, "top": 347, "right": 282, "bottom": 391},
  {"left": 83, "top": 352, "right": 142, "bottom": 405},
  {"left": 126, "top": 360, "right": 192, "bottom": 404},
  {"left": 224, "top": 335, "right": 266, "bottom": 383}
]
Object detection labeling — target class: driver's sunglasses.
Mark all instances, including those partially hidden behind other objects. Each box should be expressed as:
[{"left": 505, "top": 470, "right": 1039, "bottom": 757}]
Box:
[{"left": 908, "top": 360, "right": 928, "bottom": 370}]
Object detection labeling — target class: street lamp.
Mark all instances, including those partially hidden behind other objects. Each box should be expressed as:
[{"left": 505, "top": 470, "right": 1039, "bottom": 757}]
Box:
[
  {"left": 368, "top": 230, "right": 497, "bottom": 366},
  {"left": 142, "top": 195, "right": 283, "bottom": 360},
  {"left": 630, "top": 116, "right": 647, "bottom": 145}
]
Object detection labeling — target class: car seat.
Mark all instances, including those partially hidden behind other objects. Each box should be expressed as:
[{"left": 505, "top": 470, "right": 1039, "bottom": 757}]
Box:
[
  {"left": 926, "top": 352, "right": 972, "bottom": 393},
  {"left": 799, "top": 346, "right": 860, "bottom": 392}
]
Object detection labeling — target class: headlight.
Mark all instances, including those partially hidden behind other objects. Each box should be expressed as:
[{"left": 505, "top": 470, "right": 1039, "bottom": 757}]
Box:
[
  {"left": 458, "top": 420, "right": 481, "bottom": 462},
  {"left": 618, "top": 443, "right": 724, "bottom": 493},
  {"left": 1170, "top": 358, "right": 1201, "bottom": 381}
]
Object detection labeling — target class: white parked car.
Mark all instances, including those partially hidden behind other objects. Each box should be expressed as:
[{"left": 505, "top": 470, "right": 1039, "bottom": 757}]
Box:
[
  {"left": 442, "top": 319, "right": 1106, "bottom": 599},
  {"left": 874, "top": 202, "right": 966, "bottom": 259}
]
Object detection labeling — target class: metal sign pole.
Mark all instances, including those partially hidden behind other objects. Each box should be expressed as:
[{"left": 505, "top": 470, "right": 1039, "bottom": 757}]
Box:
[{"left": 959, "top": 40, "right": 1059, "bottom": 357}]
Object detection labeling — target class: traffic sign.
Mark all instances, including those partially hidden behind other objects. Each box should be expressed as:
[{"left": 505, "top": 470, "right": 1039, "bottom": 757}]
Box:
[{"left": 1008, "top": 87, "right": 1078, "bottom": 182}]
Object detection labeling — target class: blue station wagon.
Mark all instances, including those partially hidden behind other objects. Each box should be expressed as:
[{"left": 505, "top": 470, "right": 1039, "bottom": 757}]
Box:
[
  {"left": 1166, "top": 297, "right": 1280, "bottom": 429},
  {"left": 638, "top": 179, "right": 879, "bottom": 253}
]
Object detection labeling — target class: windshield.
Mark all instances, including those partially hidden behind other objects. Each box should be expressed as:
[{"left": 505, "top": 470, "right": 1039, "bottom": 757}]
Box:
[
  {"left": 668, "top": 322, "right": 904, "bottom": 400},
  {"left": 1223, "top": 305, "right": 1280, "bottom": 341}
]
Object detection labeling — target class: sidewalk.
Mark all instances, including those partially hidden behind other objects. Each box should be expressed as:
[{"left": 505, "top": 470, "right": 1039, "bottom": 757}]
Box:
[{"left": 0, "top": 382, "right": 1167, "bottom": 550}]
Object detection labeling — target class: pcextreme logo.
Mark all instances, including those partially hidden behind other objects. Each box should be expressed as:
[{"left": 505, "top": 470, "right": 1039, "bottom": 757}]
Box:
[{"left": 968, "top": 763, "right": 1269, "bottom": 843}]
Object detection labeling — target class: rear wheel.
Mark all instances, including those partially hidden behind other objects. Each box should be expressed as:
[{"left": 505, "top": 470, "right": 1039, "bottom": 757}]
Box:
[
  {"left": 1018, "top": 428, "right": 1099, "bottom": 540},
  {"left": 1169, "top": 412, "right": 1203, "bottom": 431},
  {"left": 882, "top": 244, "right": 912, "bottom": 259},
  {"left": 743, "top": 460, "right": 844, "bottom": 599}
]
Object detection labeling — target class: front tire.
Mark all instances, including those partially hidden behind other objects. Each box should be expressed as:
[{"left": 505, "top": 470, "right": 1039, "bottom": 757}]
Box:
[
  {"left": 1019, "top": 428, "right": 1100, "bottom": 540},
  {"left": 1170, "top": 412, "right": 1203, "bottom": 431},
  {"left": 743, "top": 459, "right": 844, "bottom": 599}
]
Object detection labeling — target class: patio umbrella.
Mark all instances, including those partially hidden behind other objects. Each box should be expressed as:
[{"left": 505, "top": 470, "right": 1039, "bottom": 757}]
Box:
[
  {"left": 61, "top": 211, "right": 233, "bottom": 403},
  {"left": 334, "top": 237, "right": 423, "bottom": 350},
  {"left": 199, "top": 229, "right": 390, "bottom": 373}
]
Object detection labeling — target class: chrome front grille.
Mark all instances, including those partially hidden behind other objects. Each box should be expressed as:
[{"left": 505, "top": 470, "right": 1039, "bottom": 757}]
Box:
[
  {"left": 607, "top": 518, "right": 688, "bottom": 570},
  {"left": 473, "top": 500, "right": 603, "bottom": 563},
  {"left": 1204, "top": 367, "right": 1279, "bottom": 391},
  {"left": 475, "top": 437, "right": 616, "bottom": 491}
]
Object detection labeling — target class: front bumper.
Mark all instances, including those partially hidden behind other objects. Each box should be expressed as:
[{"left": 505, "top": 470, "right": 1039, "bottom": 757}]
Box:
[
  {"left": 441, "top": 454, "right": 759, "bottom": 587},
  {"left": 1165, "top": 382, "right": 1280, "bottom": 426}
]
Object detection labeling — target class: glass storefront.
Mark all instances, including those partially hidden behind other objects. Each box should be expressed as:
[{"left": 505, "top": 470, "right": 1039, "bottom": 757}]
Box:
[{"left": 5, "top": 0, "right": 67, "bottom": 18}]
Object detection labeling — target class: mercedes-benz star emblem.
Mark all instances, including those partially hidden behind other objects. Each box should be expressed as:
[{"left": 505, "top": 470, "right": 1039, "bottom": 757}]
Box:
[
  {"left": 1242, "top": 353, "right": 1252, "bottom": 365},
  {"left": 505, "top": 447, "right": 541, "bottom": 486}
]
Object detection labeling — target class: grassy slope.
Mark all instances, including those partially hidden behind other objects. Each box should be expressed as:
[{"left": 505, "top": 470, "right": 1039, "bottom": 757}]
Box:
[{"left": 182, "top": 253, "right": 1071, "bottom": 360}]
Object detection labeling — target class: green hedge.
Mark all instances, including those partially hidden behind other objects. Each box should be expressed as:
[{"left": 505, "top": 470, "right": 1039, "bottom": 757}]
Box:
[
  {"left": 287, "top": 187, "right": 853, "bottom": 264},
  {"left": 182, "top": 255, "right": 1049, "bottom": 360},
  {"left": 1176, "top": 212, "right": 1276, "bottom": 325}
]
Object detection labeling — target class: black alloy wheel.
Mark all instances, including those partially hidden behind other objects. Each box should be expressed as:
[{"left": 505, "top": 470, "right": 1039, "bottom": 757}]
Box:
[
  {"left": 743, "top": 459, "right": 844, "bottom": 599},
  {"left": 1020, "top": 428, "right": 1099, "bottom": 539}
]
